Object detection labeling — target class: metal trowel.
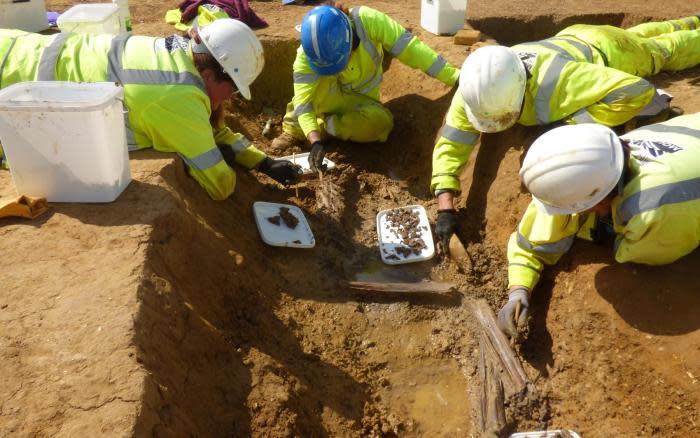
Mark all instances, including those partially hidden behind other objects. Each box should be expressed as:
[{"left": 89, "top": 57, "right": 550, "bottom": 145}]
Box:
[{"left": 448, "top": 234, "right": 472, "bottom": 271}]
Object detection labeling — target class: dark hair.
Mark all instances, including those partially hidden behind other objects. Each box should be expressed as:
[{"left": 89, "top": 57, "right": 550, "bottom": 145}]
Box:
[{"left": 192, "top": 52, "right": 233, "bottom": 83}]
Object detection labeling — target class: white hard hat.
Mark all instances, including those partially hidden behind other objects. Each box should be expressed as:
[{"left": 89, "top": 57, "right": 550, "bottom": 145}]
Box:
[
  {"left": 520, "top": 124, "right": 624, "bottom": 215},
  {"left": 459, "top": 45, "right": 526, "bottom": 133},
  {"left": 197, "top": 18, "right": 264, "bottom": 100}
]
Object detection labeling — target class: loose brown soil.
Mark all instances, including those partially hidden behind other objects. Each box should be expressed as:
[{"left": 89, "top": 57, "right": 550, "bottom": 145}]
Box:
[{"left": 1, "top": 1, "right": 699, "bottom": 437}]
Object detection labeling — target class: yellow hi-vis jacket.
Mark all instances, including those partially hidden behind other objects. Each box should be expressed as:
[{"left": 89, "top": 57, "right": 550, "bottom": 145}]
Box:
[
  {"left": 0, "top": 30, "right": 266, "bottom": 200},
  {"left": 508, "top": 113, "right": 700, "bottom": 291},
  {"left": 431, "top": 16, "right": 700, "bottom": 194},
  {"left": 289, "top": 5, "right": 460, "bottom": 139},
  {"left": 164, "top": 4, "right": 229, "bottom": 31}
]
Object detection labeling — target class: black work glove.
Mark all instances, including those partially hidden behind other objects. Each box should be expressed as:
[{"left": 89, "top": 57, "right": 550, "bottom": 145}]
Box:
[
  {"left": 308, "top": 140, "right": 327, "bottom": 173},
  {"left": 496, "top": 288, "right": 530, "bottom": 342},
  {"left": 257, "top": 157, "right": 302, "bottom": 186},
  {"left": 436, "top": 209, "right": 459, "bottom": 253}
]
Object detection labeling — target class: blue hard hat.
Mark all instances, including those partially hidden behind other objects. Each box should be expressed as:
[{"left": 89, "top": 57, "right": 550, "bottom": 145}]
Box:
[{"left": 300, "top": 6, "right": 352, "bottom": 75}]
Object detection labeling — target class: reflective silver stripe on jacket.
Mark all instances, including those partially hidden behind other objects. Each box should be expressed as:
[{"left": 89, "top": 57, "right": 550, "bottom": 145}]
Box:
[
  {"left": 440, "top": 124, "right": 479, "bottom": 144},
  {"left": 600, "top": 79, "right": 652, "bottom": 104},
  {"left": 549, "top": 36, "right": 593, "bottom": 63},
  {"left": 671, "top": 21, "right": 681, "bottom": 31},
  {"left": 534, "top": 54, "right": 571, "bottom": 124},
  {"left": 0, "top": 37, "right": 18, "bottom": 88},
  {"left": 390, "top": 30, "right": 413, "bottom": 57},
  {"left": 293, "top": 101, "right": 314, "bottom": 117},
  {"left": 616, "top": 176, "right": 700, "bottom": 224},
  {"left": 629, "top": 124, "right": 700, "bottom": 138},
  {"left": 178, "top": 147, "right": 225, "bottom": 171},
  {"left": 293, "top": 72, "right": 319, "bottom": 84},
  {"left": 349, "top": 7, "right": 382, "bottom": 94},
  {"left": 517, "top": 231, "right": 575, "bottom": 254},
  {"left": 522, "top": 40, "right": 578, "bottom": 61},
  {"left": 651, "top": 40, "right": 670, "bottom": 61},
  {"left": 681, "top": 17, "right": 697, "bottom": 29},
  {"left": 107, "top": 34, "right": 206, "bottom": 93},
  {"left": 355, "top": 72, "right": 382, "bottom": 95},
  {"left": 427, "top": 55, "right": 446, "bottom": 78},
  {"left": 229, "top": 137, "right": 251, "bottom": 154},
  {"left": 570, "top": 108, "right": 596, "bottom": 124},
  {"left": 37, "top": 32, "right": 70, "bottom": 81}
]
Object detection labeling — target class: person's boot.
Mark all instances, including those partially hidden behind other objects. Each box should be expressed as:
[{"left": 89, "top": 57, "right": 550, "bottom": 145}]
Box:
[{"left": 270, "top": 132, "right": 303, "bottom": 153}]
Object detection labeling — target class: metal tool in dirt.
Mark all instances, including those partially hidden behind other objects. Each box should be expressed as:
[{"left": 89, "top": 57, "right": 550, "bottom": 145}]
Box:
[
  {"left": 448, "top": 234, "right": 472, "bottom": 271},
  {"left": 261, "top": 107, "right": 276, "bottom": 138}
]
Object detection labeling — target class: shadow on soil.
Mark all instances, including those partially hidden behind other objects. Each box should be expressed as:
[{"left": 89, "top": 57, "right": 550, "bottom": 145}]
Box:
[{"left": 125, "top": 162, "right": 374, "bottom": 435}]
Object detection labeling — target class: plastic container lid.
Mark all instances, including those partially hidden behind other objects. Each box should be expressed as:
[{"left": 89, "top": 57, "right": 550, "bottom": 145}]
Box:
[
  {"left": 253, "top": 202, "right": 315, "bottom": 248},
  {"left": 57, "top": 4, "right": 118, "bottom": 24},
  {"left": 277, "top": 152, "right": 335, "bottom": 175},
  {"left": 0, "top": 82, "right": 124, "bottom": 112},
  {"left": 376, "top": 205, "right": 435, "bottom": 265}
]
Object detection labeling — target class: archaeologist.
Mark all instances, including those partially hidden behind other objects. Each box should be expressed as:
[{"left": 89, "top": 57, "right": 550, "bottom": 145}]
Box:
[
  {"left": 433, "top": 15, "right": 700, "bottom": 249},
  {"left": 0, "top": 19, "right": 301, "bottom": 199},
  {"left": 271, "top": 3, "right": 460, "bottom": 172},
  {"left": 497, "top": 113, "right": 700, "bottom": 340}
]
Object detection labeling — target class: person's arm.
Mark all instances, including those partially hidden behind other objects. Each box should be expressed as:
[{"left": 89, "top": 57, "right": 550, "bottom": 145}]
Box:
[
  {"left": 290, "top": 47, "right": 322, "bottom": 142},
  {"left": 359, "top": 6, "right": 459, "bottom": 86},
  {"left": 138, "top": 90, "right": 241, "bottom": 200},
  {"left": 431, "top": 92, "right": 481, "bottom": 200},
  {"left": 554, "top": 62, "right": 655, "bottom": 127},
  {"left": 498, "top": 202, "right": 591, "bottom": 339},
  {"left": 213, "top": 126, "right": 266, "bottom": 170},
  {"left": 507, "top": 202, "right": 588, "bottom": 291}
]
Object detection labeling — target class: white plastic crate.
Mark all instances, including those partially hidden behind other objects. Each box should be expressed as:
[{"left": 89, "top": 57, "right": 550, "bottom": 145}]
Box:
[
  {"left": 0, "top": 82, "right": 131, "bottom": 202},
  {"left": 57, "top": 3, "right": 120, "bottom": 35},
  {"left": 0, "top": 0, "right": 48, "bottom": 32},
  {"left": 420, "top": 0, "right": 467, "bottom": 35}
]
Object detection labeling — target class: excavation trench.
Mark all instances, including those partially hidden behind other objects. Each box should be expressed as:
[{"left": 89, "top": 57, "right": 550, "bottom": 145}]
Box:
[{"left": 4, "top": 7, "right": 697, "bottom": 436}]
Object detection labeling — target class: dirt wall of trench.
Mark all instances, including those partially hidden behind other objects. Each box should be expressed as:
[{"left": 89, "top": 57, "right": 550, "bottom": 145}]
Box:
[{"left": 2, "top": 1, "right": 700, "bottom": 436}]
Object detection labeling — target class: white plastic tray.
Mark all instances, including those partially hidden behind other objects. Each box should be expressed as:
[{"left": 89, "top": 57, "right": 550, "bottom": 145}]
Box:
[
  {"left": 376, "top": 205, "right": 435, "bottom": 265},
  {"left": 278, "top": 152, "right": 335, "bottom": 175},
  {"left": 253, "top": 202, "right": 315, "bottom": 248}
]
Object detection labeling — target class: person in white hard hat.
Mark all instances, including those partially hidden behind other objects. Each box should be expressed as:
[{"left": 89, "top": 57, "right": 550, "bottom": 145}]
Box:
[
  {"left": 432, "top": 15, "right": 700, "bottom": 250},
  {"left": 497, "top": 114, "right": 700, "bottom": 341},
  {"left": 0, "top": 19, "right": 301, "bottom": 199}
]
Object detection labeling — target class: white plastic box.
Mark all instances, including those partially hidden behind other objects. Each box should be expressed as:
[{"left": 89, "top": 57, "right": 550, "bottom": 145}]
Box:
[
  {"left": 57, "top": 3, "right": 121, "bottom": 35},
  {"left": 0, "top": 0, "right": 48, "bottom": 32},
  {"left": 0, "top": 82, "right": 131, "bottom": 203},
  {"left": 420, "top": 0, "right": 467, "bottom": 35}
]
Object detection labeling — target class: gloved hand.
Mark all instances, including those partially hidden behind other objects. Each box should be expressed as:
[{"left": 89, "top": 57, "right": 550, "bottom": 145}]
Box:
[
  {"left": 309, "top": 140, "right": 327, "bottom": 173},
  {"left": 258, "top": 157, "right": 302, "bottom": 186},
  {"left": 496, "top": 287, "right": 530, "bottom": 341},
  {"left": 436, "top": 209, "right": 459, "bottom": 254}
]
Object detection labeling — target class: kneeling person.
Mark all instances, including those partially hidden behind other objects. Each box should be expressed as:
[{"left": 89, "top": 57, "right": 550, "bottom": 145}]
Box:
[{"left": 499, "top": 114, "right": 700, "bottom": 339}]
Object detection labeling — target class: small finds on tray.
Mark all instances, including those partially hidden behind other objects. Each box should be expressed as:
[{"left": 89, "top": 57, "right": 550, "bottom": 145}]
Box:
[
  {"left": 385, "top": 208, "right": 428, "bottom": 257},
  {"left": 267, "top": 207, "right": 299, "bottom": 229}
]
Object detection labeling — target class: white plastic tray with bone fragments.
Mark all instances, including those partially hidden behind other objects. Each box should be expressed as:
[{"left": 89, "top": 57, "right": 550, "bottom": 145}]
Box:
[
  {"left": 253, "top": 201, "right": 315, "bottom": 248},
  {"left": 376, "top": 205, "right": 435, "bottom": 265}
]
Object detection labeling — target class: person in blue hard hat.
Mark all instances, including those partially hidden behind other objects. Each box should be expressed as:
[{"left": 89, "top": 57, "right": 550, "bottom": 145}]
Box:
[{"left": 271, "top": 2, "right": 460, "bottom": 172}]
